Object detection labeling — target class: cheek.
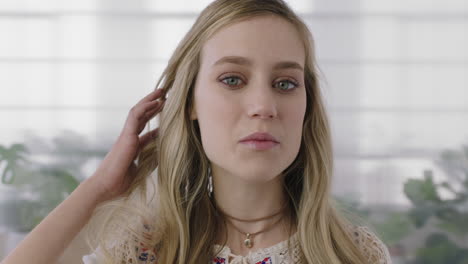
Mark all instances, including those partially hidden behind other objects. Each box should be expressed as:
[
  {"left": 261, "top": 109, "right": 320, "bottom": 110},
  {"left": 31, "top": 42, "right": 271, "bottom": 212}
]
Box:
[
  {"left": 197, "top": 89, "right": 233, "bottom": 128},
  {"left": 286, "top": 99, "right": 306, "bottom": 143},
  {"left": 195, "top": 87, "right": 236, "bottom": 157}
]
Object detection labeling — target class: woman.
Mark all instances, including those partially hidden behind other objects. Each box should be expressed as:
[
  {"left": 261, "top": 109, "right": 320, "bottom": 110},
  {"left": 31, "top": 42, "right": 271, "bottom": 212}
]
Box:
[{"left": 2, "top": 0, "right": 392, "bottom": 263}]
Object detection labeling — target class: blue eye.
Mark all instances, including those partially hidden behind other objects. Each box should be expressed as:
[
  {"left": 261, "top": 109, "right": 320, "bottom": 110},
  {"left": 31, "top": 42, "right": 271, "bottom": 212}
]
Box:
[
  {"left": 220, "top": 75, "right": 298, "bottom": 91},
  {"left": 221, "top": 76, "right": 243, "bottom": 87},
  {"left": 275, "top": 80, "right": 298, "bottom": 91}
]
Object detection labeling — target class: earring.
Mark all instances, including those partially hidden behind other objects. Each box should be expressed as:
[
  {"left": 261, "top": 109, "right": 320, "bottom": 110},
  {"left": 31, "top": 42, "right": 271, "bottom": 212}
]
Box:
[{"left": 207, "top": 167, "right": 213, "bottom": 197}]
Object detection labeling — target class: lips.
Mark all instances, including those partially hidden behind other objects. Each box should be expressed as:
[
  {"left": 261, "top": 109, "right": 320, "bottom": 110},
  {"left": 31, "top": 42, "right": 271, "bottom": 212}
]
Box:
[{"left": 239, "top": 132, "right": 279, "bottom": 143}]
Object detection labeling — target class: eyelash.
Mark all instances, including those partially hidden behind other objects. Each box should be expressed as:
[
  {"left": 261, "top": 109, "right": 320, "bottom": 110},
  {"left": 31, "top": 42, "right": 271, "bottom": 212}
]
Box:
[{"left": 219, "top": 75, "right": 299, "bottom": 92}]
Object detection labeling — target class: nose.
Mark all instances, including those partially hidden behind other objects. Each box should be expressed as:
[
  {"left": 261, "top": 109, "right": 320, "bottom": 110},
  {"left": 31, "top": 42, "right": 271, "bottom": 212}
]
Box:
[{"left": 246, "top": 83, "right": 278, "bottom": 119}]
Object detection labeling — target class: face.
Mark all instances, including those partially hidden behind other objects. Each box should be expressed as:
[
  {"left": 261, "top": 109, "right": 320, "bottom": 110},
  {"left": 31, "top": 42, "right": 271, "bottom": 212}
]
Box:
[{"left": 191, "top": 15, "right": 307, "bottom": 184}]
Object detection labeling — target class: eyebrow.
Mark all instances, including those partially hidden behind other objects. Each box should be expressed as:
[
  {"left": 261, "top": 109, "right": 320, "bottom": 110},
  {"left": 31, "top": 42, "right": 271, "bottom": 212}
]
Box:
[{"left": 212, "top": 56, "right": 304, "bottom": 71}]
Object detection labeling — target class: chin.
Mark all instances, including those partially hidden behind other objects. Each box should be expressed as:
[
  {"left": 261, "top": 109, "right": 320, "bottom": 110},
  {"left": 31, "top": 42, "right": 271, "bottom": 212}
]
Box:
[{"left": 235, "top": 168, "right": 284, "bottom": 183}]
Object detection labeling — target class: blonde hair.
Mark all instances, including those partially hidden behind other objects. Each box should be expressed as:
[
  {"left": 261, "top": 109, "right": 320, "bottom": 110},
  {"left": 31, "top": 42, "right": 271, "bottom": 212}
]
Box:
[{"left": 84, "top": 0, "right": 372, "bottom": 263}]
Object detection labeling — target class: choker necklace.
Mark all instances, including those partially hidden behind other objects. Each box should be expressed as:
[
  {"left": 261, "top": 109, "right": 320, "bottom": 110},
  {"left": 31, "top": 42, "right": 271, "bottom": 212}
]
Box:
[{"left": 216, "top": 202, "right": 288, "bottom": 248}]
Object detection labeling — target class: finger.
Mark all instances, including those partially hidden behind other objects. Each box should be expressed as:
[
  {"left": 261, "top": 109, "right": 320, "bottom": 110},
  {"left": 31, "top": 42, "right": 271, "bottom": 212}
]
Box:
[
  {"left": 143, "top": 100, "right": 165, "bottom": 120},
  {"left": 124, "top": 92, "right": 166, "bottom": 136},
  {"left": 137, "top": 100, "right": 164, "bottom": 127},
  {"left": 133, "top": 100, "right": 162, "bottom": 121},
  {"left": 141, "top": 100, "right": 162, "bottom": 116},
  {"left": 135, "top": 101, "right": 165, "bottom": 135},
  {"left": 123, "top": 101, "right": 160, "bottom": 136},
  {"left": 143, "top": 108, "right": 160, "bottom": 123},
  {"left": 139, "top": 127, "right": 160, "bottom": 147},
  {"left": 133, "top": 92, "right": 166, "bottom": 122},
  {"left": 137, "top": 89, "right": 165, "bottom": 105}
]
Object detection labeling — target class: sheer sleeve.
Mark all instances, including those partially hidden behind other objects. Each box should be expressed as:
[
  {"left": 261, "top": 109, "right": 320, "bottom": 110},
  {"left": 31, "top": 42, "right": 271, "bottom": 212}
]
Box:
[
  {"left": 353, "top": 226, "right": 393, "bottom": 264},
  {"left": 82, "top": 246, "right": 103, "bottom": 264},
  {"left": 82, "top": 244, "right": 157, "bottom": 264},
  {"left": 82, "top": 224, "right": 157, "bottom": 264}
]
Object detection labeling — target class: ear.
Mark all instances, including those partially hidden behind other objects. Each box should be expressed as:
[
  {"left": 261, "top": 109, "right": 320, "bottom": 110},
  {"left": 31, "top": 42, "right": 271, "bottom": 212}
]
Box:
[{"left": 190, "top": 105, "right": 198, "bottom": 120}]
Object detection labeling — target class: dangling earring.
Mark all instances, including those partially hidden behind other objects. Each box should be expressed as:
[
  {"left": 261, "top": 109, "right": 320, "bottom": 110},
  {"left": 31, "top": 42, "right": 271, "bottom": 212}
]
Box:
[{"left": 207, "top": 167, "right": 213, "bottom": 198}]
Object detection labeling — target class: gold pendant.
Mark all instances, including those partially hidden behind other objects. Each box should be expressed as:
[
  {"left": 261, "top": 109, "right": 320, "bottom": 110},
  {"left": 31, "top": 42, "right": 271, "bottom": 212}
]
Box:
[{"left": 244, "top": 233, "right": 253, "bottom": 248}]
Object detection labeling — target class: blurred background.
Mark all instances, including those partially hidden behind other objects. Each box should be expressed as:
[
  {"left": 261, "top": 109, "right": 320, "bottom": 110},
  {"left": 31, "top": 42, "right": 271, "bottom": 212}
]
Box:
[{"left": 1, "top": 0, "right": 467, "bottom": 263}]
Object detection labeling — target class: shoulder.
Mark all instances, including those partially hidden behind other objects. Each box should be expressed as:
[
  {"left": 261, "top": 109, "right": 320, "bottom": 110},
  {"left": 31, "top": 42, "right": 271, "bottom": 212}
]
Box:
[
  {"left": 82, "top": 224, "right": 158, "bottom": 264},
  {"left": 350, "top": 225, "right": 393, "bottom": 264},
  {"left": 82, "top": 247, "right": 100, "bottom": 264},
  {"left": 82, "top": 244, "right": 157, "bottom": 264}
]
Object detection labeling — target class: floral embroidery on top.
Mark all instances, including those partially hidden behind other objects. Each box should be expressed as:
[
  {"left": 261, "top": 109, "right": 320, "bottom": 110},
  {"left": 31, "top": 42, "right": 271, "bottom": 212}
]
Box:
[
  {"left": 213, "top": 256, "right": 273, "bottom": 264},
  {"left": 214, "top": 257, "right": 226, "bottom": 263},
  {"left": 255, "top": 257, "right": 273, "bottom": 264},
  {"left": 136, "top": 241, "right": 157, "bottom": 262},
  {"left": 135, "top": 223, "right": 157, "bottom": 263},
  {"left": 83, "top": 225, "right": 392, "bottom": 264}
]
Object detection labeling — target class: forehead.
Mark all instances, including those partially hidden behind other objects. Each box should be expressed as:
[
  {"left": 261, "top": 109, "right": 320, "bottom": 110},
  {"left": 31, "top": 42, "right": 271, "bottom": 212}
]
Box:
[{"left": 200, "top": 15, "right": 305, "bottom": 68}]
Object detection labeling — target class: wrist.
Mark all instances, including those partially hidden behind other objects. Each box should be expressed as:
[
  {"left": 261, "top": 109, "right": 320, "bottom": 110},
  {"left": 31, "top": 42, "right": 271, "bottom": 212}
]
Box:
[{"left": 81, "top": 175, "right": 110, "bottom": 205}]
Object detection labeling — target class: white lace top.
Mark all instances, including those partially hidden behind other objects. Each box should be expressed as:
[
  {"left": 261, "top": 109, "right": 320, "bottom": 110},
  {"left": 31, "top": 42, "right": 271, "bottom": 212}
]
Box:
[{"left": 82, "top": 226, "right": 392, "bottom": 264}]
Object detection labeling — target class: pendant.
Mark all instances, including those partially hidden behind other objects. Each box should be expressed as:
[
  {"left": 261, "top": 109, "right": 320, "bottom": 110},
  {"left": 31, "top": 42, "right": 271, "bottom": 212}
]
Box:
[{"left": 244, "top": 233, "right": 253, "bottom": 248}]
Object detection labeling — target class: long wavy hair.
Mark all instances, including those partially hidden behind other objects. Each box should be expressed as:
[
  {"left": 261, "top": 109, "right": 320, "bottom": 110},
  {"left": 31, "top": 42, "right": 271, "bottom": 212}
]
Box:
[{"left": 84, "top": 0, "right": 372, "bottom": 263}]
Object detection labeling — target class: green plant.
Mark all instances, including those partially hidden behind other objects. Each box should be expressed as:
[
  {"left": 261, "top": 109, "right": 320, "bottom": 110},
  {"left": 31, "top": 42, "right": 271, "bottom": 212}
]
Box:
[
  {"left": 411, "top": 233, "right": 468, "bottom": 264},
  {"left": 334, "top": 193, "right": 414, "bottom": 247},
  {"left": 0, "top": 143, "right": 30, "bottom": 184},
  {"left": 0, "top": 130, "right": 107, "bottom": 231},
  {"left": 404, "top": 144, "right": 468, "bottom": 263}
]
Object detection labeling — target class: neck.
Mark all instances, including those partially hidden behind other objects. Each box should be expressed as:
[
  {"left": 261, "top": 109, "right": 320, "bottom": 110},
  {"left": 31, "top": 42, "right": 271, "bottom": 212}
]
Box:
[
  {"left": 211, "top": 168, "right": 295, "bottom": 252},
  {"left": 212, "top": 170, "right": 288, "bottom": 223}
]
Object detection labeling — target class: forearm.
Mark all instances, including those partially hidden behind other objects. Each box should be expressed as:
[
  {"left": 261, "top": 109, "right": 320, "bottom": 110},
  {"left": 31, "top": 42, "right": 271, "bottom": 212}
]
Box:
[{"left": 1, "top": 176, "right": 106, "bottom": 264}]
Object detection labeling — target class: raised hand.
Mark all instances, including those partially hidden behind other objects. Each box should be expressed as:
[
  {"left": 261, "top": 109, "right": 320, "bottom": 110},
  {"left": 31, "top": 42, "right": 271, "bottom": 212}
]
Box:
[{"left": 91, "top": 88, "right": 166, "bottom": 202}]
